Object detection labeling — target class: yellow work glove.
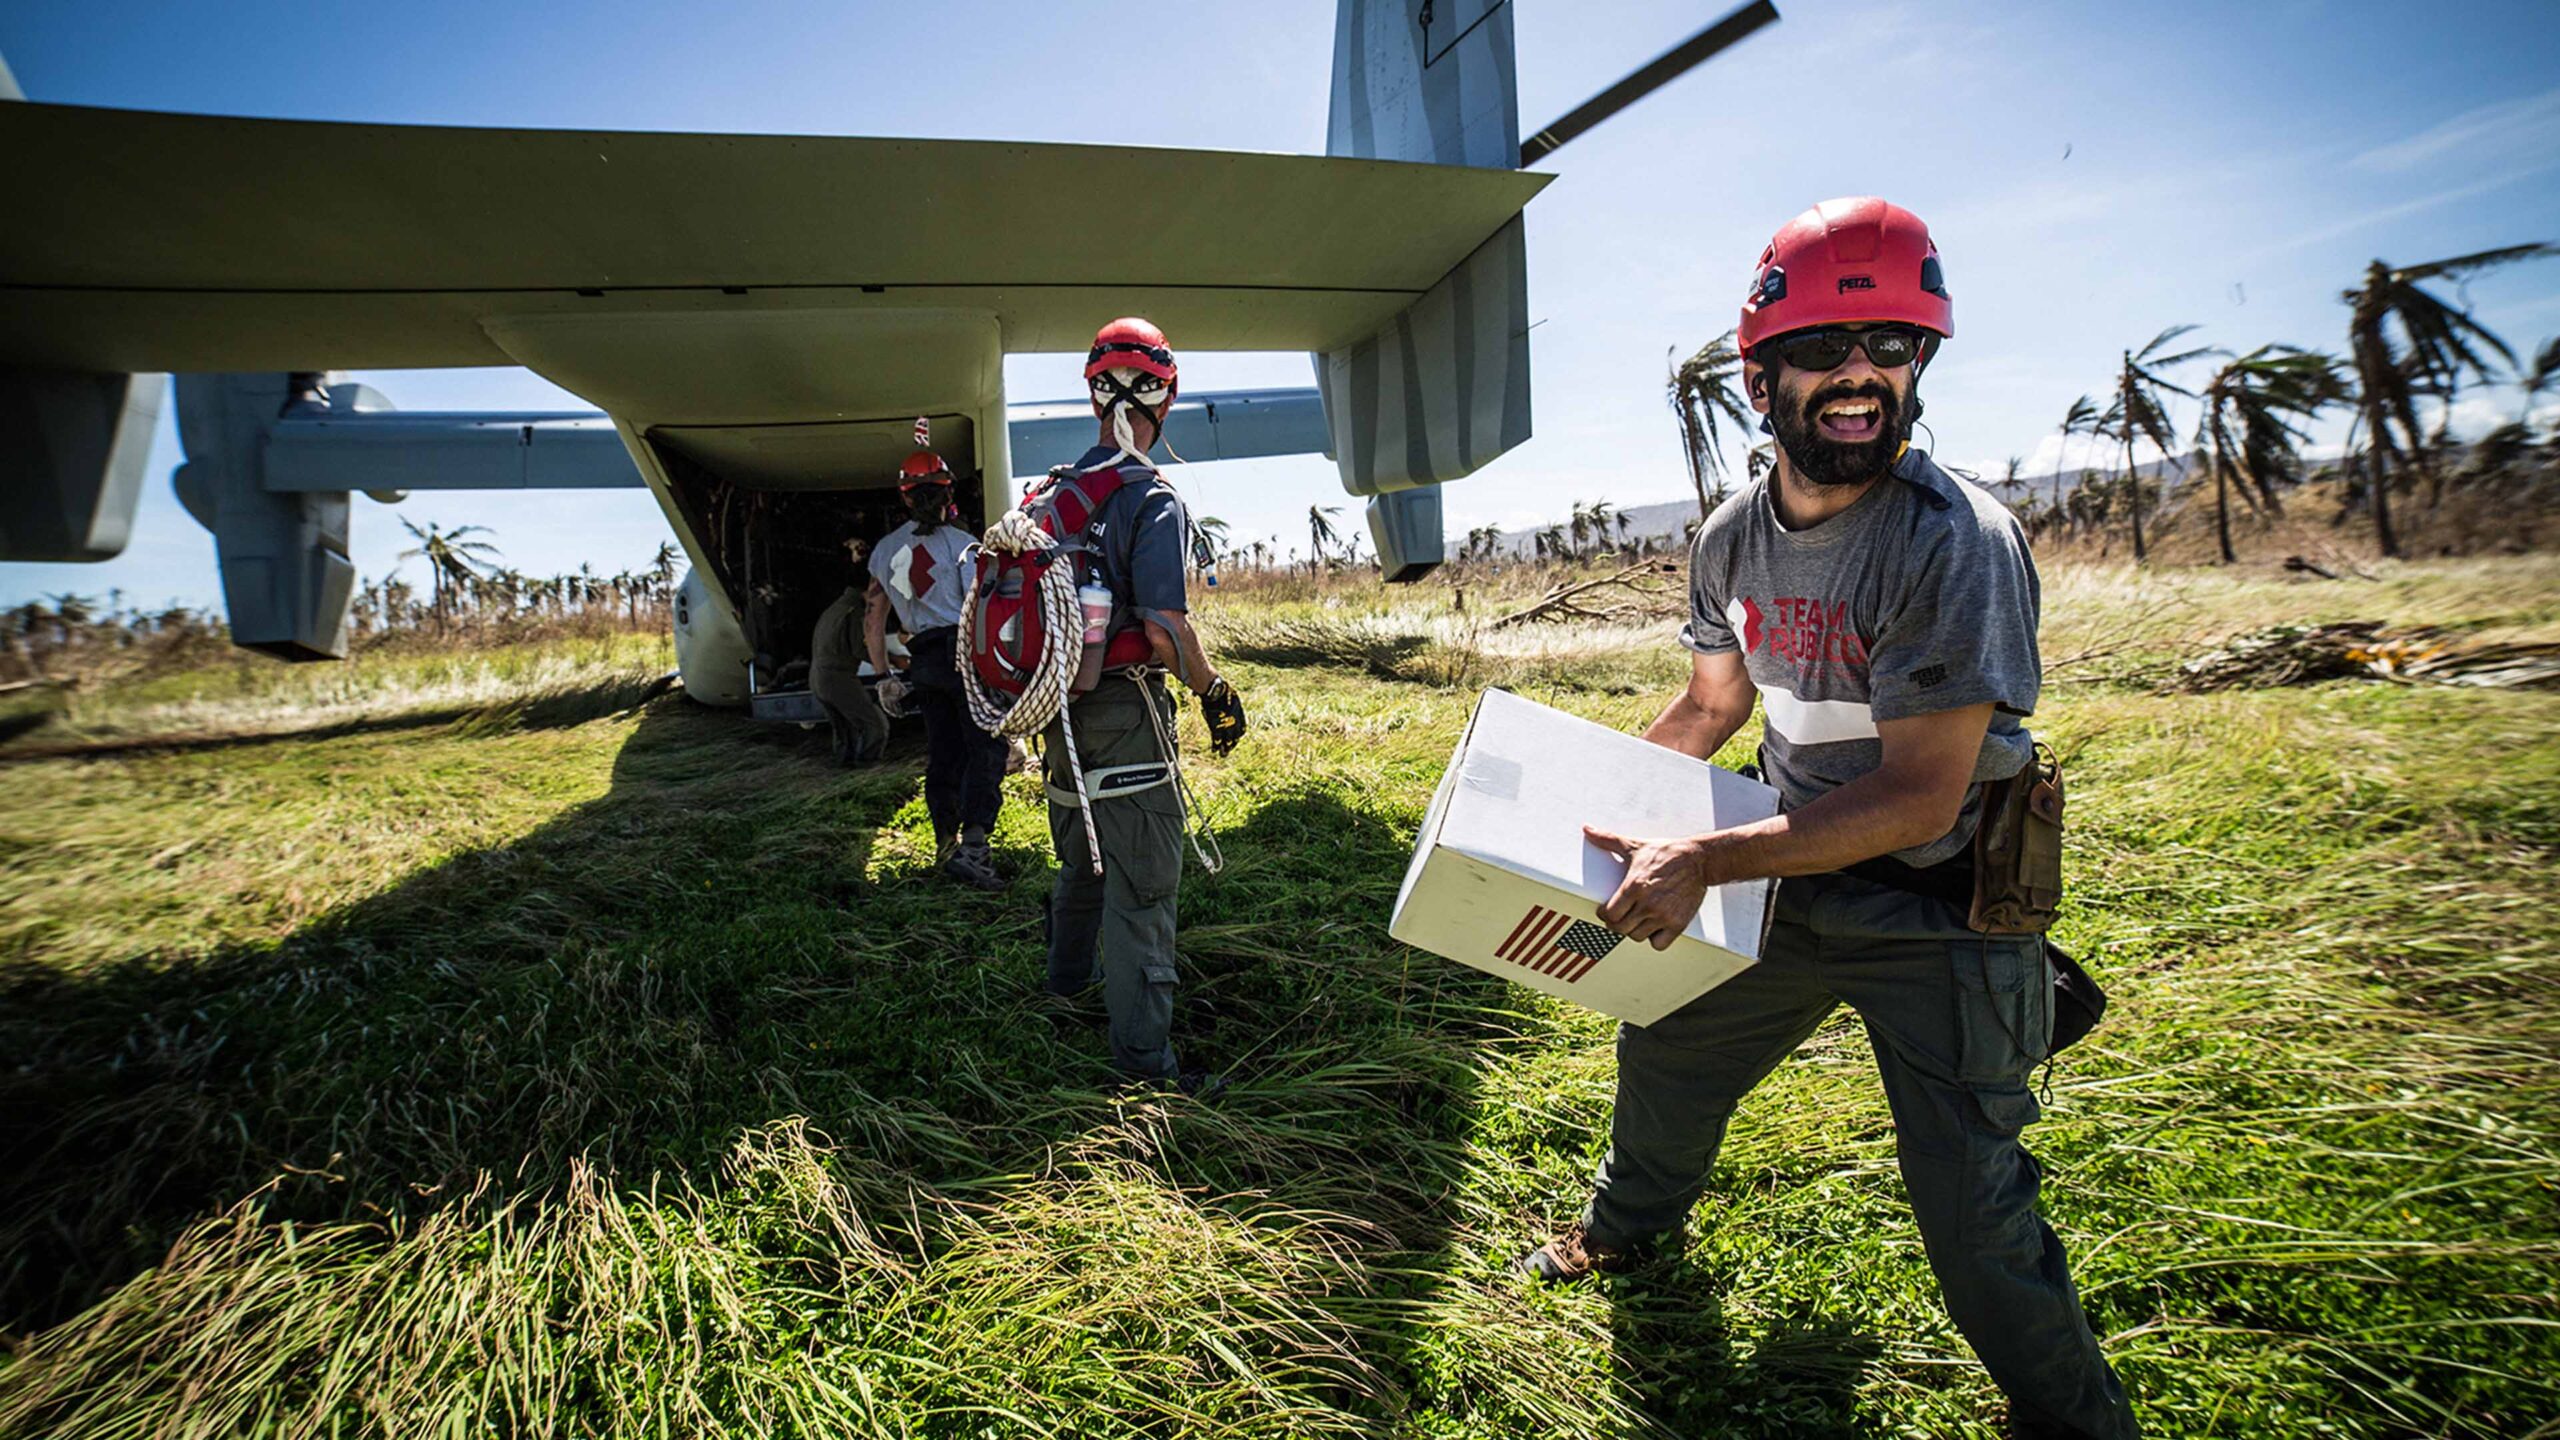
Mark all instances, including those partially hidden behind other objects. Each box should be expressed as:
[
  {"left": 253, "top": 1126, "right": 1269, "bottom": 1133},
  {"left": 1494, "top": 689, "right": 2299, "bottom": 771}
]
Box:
[{"left": 1199, "top": 676, "right": 1247, "bottom": 757}]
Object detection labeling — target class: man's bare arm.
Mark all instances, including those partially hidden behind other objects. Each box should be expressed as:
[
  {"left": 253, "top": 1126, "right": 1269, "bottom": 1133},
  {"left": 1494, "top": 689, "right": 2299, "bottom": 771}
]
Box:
[
  {"left": 1643, "top": 650, "right": 1758, "bottom": 761},
  {"left": 1142, "top": 611, "right": 1220, "bottom": 693},
  {"left": 1590, "top": 702, "right": 1997, "bottom": 949}
]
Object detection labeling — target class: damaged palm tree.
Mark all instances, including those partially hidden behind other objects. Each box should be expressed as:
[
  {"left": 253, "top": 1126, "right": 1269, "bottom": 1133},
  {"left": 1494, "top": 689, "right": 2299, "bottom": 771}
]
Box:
[
  {"left": 2103, "top": 325, "right": 2216, "bottom": 563},
  {"left": 2195, "top": 346, "right": 2353, "bottom": 562},
  {"left": 1670, "top": 331, "right": 1754, "bottom": 520},
  {"left": 2343, "top": 244, "right": 2557, "bottom": 557},
  {"left": 2050, "top": 395, "right": 2100, "bottom": 525}
]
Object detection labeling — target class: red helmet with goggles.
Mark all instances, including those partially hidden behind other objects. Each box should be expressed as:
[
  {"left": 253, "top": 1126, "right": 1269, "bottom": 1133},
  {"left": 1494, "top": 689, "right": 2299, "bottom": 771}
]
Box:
[
  {"left": 1737, "top": 197, "right": 1952, "bottom": 359},
  {"left": 1085, "top": 317, "right": 1179, "bottom": 406}
]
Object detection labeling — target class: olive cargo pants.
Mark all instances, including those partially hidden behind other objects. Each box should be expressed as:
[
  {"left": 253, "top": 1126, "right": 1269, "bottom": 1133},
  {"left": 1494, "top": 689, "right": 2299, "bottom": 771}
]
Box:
[
  {"left": 1043, "top": 674, "right": 1185, "bottom": 1079},
  {"left": 1586, "top": 872, "right": 2139, "bottom": 1440}
]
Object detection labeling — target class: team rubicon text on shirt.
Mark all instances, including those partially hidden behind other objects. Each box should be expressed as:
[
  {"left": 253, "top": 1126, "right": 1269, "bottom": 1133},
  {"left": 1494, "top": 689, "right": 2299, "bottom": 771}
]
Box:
[{"left": 1735, "top": 596, "right": 1872, "bottom": 671}]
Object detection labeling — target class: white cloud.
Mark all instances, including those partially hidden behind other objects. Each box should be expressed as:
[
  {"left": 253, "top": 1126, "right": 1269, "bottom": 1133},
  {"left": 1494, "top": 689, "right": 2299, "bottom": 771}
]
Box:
[
  {"left": 2354, "top": 86, "right": 2560, "bottom": 174},
  {"left": 2245, "top": 166, "right": 2556, "bottom": 261},
  {"left": 2421, "top": 390, "right": 2560, "bottom": 438},
  {"left": 2019, "top": 432, "right": 2129, "bottom": 479},
  {"left": 2012, "top": 431, "right": 2183, "bottom": 481}
]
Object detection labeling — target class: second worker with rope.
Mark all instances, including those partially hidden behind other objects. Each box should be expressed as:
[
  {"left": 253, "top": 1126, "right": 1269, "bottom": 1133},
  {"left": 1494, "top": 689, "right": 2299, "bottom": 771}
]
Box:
[{"left": 974, "top": 318, "right": 1245, "bottom": 1095}]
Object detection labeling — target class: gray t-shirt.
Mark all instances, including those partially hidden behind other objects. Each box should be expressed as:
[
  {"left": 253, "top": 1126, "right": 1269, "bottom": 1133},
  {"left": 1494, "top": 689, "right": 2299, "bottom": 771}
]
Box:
[
  {"left": 868, "top": 520, "right": 979, "bottom": 634},
  {"left": 1680, "top": 449, "right": 2041, "bottom": 866}
]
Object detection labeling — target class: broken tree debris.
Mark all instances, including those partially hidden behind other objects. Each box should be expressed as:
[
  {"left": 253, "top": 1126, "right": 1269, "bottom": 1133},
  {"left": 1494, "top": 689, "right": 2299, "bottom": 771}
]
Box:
[
  {"left": 1492, "top": 561, "right": 1682, "bottom": 630},
  {"left": 2173, "top": 622, "right": 2560, "bottom": 693}
]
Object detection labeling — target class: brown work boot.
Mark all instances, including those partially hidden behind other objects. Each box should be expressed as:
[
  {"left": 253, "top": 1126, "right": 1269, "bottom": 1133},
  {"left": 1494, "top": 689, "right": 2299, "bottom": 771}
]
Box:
[{"left": 1513, "top": 1221, "right": 1657, "bottom": 1284}]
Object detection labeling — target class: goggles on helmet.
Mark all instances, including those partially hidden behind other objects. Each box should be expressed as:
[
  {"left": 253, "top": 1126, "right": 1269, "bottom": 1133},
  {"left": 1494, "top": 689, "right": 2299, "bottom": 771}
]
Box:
[
  {"left": 1091, "top": 371, "right": 1171, "bottom": 400},
  {"left": 1765, "top": 324, "right": 1933, "bottom": 373}
]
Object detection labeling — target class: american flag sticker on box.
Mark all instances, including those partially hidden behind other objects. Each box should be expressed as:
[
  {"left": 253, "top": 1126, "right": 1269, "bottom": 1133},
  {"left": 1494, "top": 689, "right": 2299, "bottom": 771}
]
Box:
[
  {"left": 1391, "top": 689, "right": 1780, "bottom": 1026},
  {"left": 1495, "top": 905, "right": 1625, "bottom": 984}
]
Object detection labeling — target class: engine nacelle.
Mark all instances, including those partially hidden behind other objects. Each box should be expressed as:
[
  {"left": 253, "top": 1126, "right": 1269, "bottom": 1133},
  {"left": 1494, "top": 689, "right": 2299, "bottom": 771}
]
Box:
[
  {"left": 0, "top": 367, "right": 163, "bottom": 563},
  {"left": 174, "top": 373, "right": 357, "bottom": 661},
  {"left": 671, "top": 566, "right": 750, "bottom": 706}
]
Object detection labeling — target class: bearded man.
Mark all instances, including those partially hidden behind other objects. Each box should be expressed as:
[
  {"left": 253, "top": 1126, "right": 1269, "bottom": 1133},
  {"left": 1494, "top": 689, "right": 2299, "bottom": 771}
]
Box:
[{"left": 1517, "top": 199, "right": 2139, "bottom": 1440}]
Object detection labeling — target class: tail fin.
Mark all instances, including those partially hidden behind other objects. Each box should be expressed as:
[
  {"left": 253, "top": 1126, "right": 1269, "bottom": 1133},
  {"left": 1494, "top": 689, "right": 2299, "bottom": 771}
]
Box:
[
  {"left": 1328, "top": 0, "right": 1520, "bottom": 168},
  {"left": 1318, "top": 1, "right": 1532, "bottom": 580}
]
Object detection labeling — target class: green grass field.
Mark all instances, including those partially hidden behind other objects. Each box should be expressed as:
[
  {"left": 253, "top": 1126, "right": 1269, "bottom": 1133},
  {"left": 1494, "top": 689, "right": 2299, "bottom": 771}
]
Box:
[{"left": 1, "top": 559, "right": 2554, "bottom": 1438}]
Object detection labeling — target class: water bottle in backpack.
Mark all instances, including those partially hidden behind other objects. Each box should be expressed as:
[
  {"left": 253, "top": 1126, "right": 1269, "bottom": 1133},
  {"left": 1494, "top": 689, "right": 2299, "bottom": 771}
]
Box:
[{"left": 1074, "top": 582, "right": 1112, "bottom": 694}]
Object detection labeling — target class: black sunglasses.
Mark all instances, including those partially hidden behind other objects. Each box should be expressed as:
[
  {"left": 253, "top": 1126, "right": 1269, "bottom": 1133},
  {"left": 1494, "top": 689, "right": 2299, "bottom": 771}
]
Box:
[{"left": 1767, "top": 325, "right": 1930, "bottom": 372}]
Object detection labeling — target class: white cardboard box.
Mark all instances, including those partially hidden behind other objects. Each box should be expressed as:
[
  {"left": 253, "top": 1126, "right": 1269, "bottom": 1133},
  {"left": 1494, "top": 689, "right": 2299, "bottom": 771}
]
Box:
[{"left": 1390, "top": 688, "right": 1782, "bottom": 1026}]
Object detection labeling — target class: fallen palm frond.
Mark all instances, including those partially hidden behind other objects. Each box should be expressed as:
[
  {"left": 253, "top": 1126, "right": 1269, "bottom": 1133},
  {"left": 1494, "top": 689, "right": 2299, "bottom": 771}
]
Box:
[
  {"left": 2353, "top": 636, "right": 2560, "bottom": 690},
  {"left": 2174, "top": 622, "right": 2560, "bottom": 693},
  {"left": 1208, "top": 615, "right": 1435, "bottom": 679},
  {"left": 2173, "top": 622, "right": 2388, "bottom": 691},
  {"left": 1491, "top": 561, "right": 1681, "bottom": 630}
]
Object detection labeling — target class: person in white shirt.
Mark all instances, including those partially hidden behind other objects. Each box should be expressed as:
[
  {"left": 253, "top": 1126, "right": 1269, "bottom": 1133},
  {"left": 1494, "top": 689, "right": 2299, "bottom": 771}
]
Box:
[{"left": 866, "top": 448, "right": 1007, "bottom": 890}]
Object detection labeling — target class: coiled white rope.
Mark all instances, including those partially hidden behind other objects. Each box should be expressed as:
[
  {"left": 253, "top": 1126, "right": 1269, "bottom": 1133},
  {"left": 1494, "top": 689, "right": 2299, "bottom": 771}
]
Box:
[{"left": 958, "top": 508, "right": 1103, "bottom": 875}]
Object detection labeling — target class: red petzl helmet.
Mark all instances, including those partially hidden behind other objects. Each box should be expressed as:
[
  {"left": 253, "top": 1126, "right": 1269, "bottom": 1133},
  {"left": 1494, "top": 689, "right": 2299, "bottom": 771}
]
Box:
[
  {"left": 898, "top": 450, "right": 953, "bottom": 489},
  {"left": 1085, "top": 317, "right": 1179, "bottom": 404},
  {"left": 1737, "top": 197, "right": 1952, "bottom": 357}
]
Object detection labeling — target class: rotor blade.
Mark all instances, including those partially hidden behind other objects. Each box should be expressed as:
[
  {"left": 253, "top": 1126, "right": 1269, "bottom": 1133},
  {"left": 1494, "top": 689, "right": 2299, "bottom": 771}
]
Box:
[{"left": 1519, "top": 0, "right": 1781, "bottom": 166}]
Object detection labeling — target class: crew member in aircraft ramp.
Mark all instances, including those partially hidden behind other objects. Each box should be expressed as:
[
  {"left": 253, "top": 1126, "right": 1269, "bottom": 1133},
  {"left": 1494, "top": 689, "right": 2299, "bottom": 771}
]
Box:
[
  {"left": 809, "top": 536, "right": 892, "bottom": 767},
  {"left": 866, "top": 445, "right": 1009, "bottom": 891},
  {"left": 1518, "top": 200, "right": 2140, "bottom": 1440}
]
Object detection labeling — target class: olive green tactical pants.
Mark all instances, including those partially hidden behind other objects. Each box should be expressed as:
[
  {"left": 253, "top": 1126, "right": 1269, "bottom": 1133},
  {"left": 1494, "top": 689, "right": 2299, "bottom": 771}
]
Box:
[
  {"left": 1587, "top": 872, "right": 2139, "bottom": 1440},
  {"left": 1043, "top": 675, "right": 1184, "bottom": 1079}
]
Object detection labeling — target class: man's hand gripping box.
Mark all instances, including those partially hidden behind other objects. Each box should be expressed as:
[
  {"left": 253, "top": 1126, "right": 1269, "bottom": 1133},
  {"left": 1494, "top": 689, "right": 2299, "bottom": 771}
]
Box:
[{"left": 1389, "top": 689, "right": 1781, "bottom": 1025}]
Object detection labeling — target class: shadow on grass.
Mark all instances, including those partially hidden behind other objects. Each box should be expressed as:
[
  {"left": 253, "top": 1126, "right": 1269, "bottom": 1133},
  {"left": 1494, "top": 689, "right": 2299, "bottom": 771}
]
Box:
[
  {"left": 0, "top": 702, "right": 1499, "bottom": 1396},
  {"left": 0, "top": 697, "right": 63, "bottom": 748},
  {"left": 0, "top": 698, "right": 890, "bottom": 1326},
  {"left": 1608, "top": 1283, "right": 1882, "bottom": 1437}
]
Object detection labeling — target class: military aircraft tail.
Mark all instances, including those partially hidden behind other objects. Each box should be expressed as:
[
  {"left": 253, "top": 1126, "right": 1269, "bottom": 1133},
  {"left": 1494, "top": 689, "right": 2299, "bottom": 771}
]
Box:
[{"left": 1316, "top": 0, "right": 1532, "bottom": 580}]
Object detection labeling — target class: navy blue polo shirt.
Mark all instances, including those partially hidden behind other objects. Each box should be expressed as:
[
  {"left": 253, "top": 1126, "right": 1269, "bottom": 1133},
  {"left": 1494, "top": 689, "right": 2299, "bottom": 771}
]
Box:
[{"left": 1068, "top": 446, "right": 1190, "bottom": 629}]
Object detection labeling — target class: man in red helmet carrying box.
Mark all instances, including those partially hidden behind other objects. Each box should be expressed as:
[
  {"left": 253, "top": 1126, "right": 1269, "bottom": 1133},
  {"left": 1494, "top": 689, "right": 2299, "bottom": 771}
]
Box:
[
  {"left": 1516, "top": 200, "right": 2139, "bottom": 1439},
  {"left": 1034, "top": 318, "right": 1246, "bottom": 1095}
]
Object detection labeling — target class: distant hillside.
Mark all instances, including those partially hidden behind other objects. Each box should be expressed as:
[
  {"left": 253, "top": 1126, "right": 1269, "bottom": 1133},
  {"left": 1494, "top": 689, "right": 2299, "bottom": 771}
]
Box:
[{"left": 1478, "top": 453, "right": 2211, "bottom": 556}]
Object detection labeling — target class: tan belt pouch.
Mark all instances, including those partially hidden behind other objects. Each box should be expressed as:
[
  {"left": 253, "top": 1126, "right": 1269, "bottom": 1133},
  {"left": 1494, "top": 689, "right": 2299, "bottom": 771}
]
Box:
[{"left": 1969, "top": 741, "right": 2064, "bottom": 935}]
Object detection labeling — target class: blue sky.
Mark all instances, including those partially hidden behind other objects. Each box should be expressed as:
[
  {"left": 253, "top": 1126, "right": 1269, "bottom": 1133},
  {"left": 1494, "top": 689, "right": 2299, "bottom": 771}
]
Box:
[{"left": 6, "top": 0, "right": 2558, "bottom": 610}]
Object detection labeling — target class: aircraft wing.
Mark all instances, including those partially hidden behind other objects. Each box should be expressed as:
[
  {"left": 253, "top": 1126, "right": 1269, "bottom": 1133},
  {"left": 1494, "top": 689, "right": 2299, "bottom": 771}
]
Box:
[
  {"left": 234, "top": 388, "right": 1335, "bottom": 495},
  {"left": 1006, "top": 389, "right": 1330, "bottom": 477},
  {"left": 0, "top": 101, "right": 1548, "bottom": 376}
]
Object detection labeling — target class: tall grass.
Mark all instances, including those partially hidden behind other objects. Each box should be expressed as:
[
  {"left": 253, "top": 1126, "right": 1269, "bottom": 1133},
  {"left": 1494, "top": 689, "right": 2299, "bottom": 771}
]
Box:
[{"left": 0, "top": 557, "right": 2554, "bottom": 1437}]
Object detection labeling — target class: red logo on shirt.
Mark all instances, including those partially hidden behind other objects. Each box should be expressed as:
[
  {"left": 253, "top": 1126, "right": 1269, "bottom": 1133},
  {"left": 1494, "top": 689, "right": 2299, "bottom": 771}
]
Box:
[
  {"left": 908, "top": 545, "right": 937, "bottom": 600},
  {"left": 1744, "top": 596, "right": 1869, "bottom": 672}
]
